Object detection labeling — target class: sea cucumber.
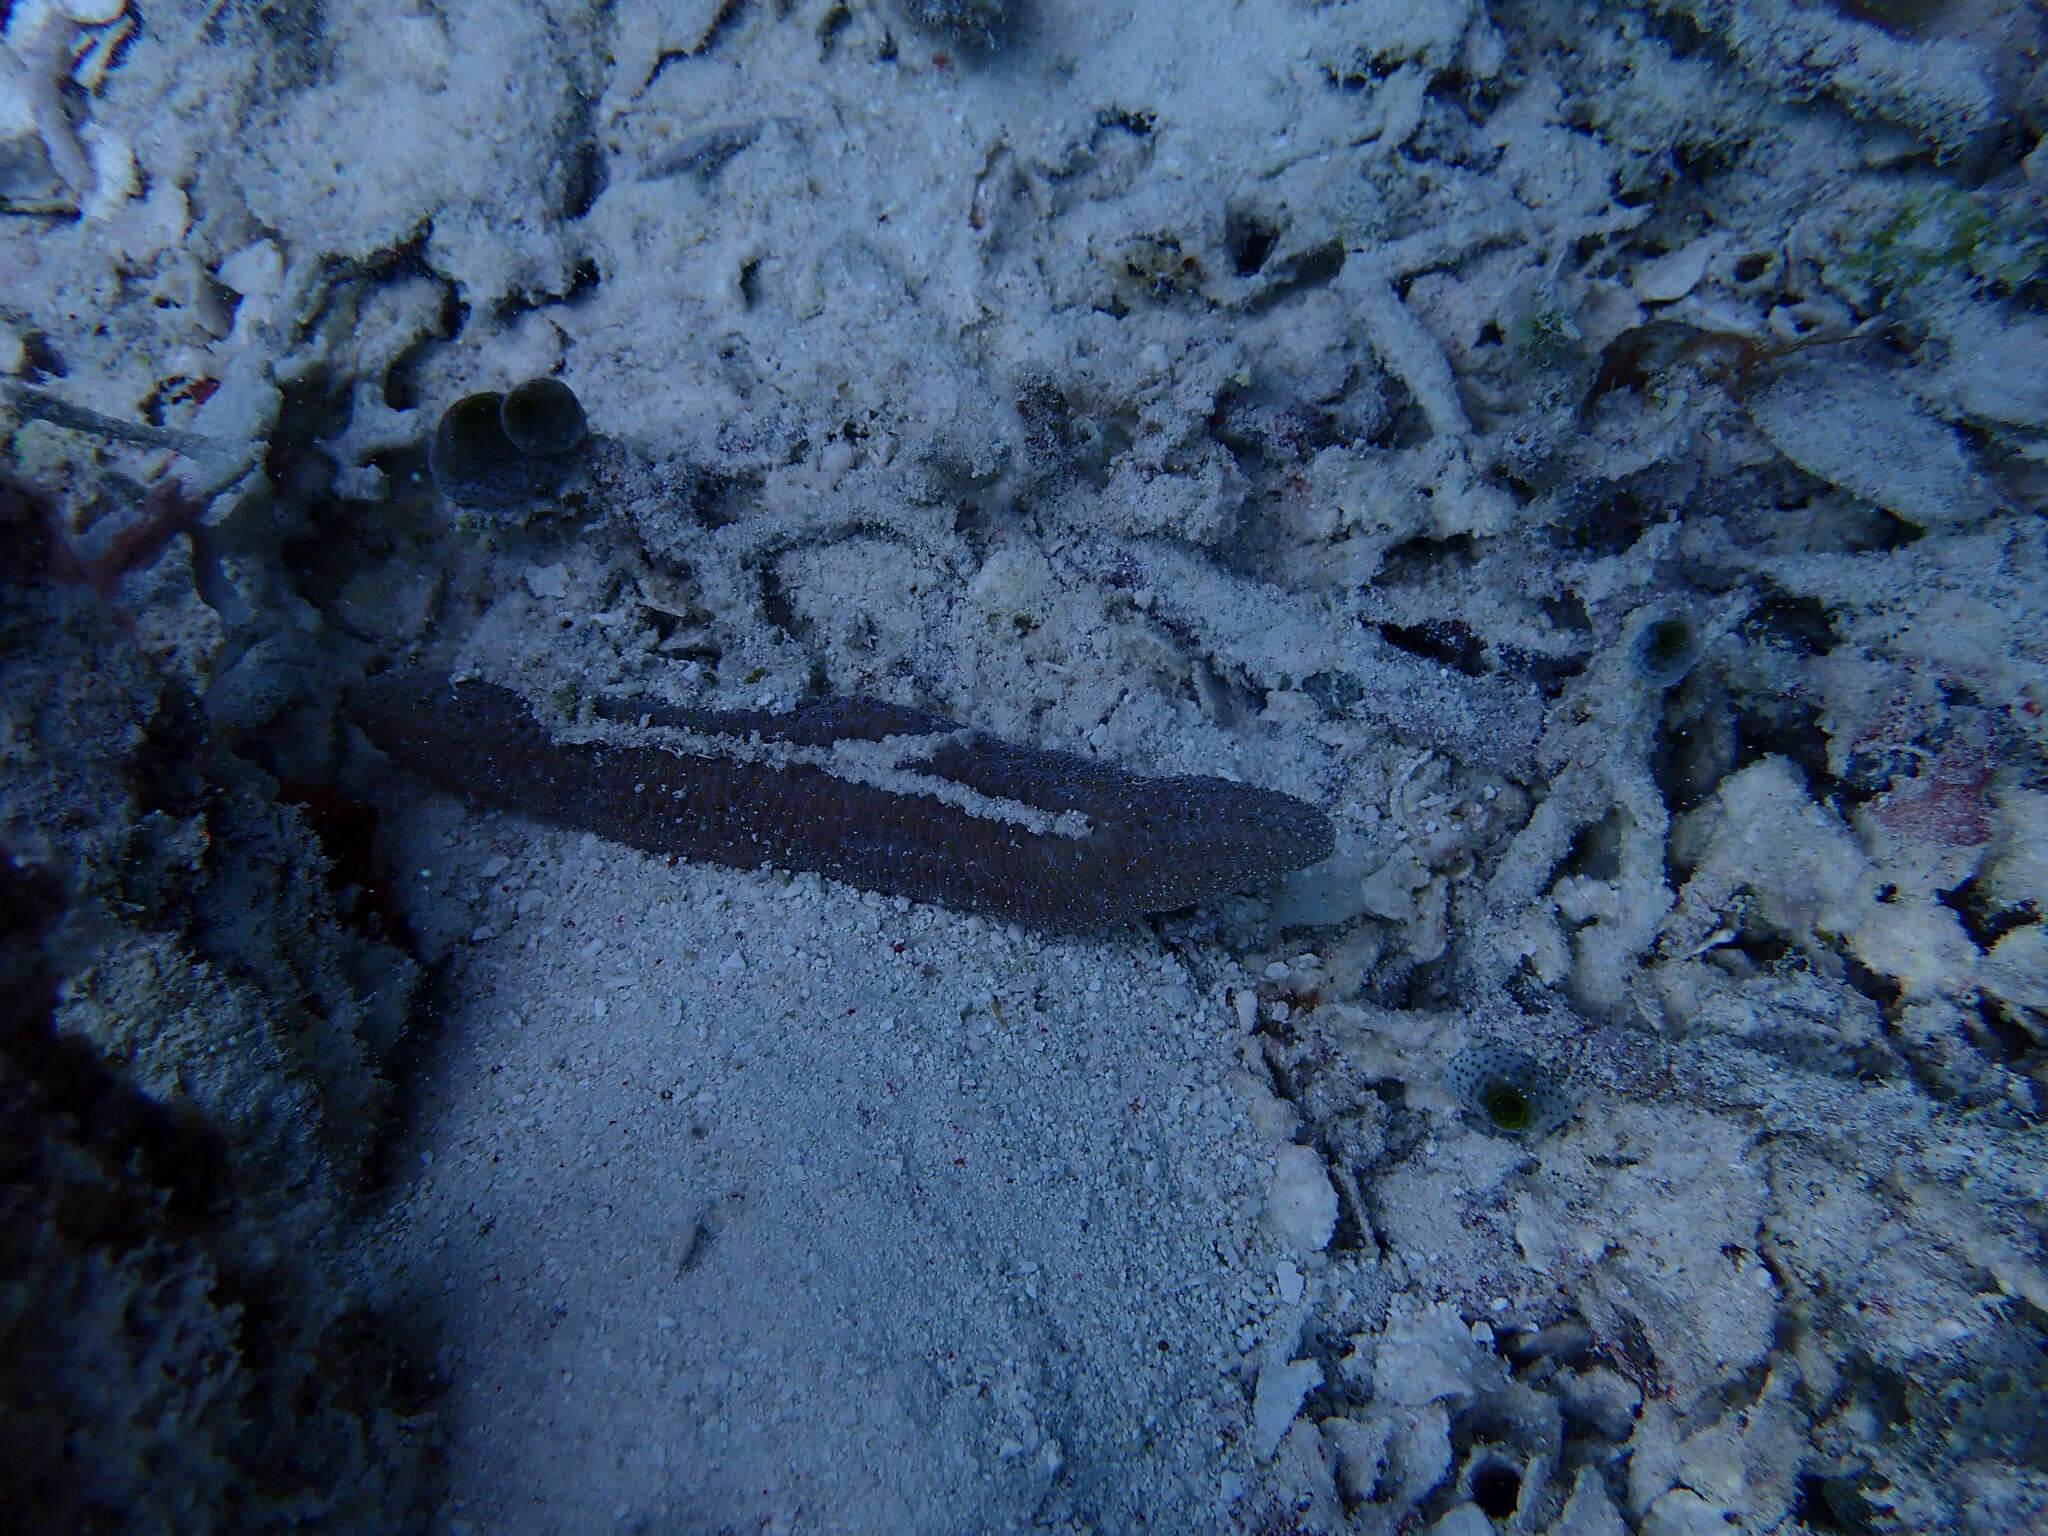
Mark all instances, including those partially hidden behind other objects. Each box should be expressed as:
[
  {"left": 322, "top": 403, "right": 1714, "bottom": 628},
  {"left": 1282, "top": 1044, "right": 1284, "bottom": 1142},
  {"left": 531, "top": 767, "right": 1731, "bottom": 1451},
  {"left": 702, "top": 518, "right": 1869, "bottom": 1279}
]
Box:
[{"left": 350, "top": 671, "right": 1334, "bottom": 930}]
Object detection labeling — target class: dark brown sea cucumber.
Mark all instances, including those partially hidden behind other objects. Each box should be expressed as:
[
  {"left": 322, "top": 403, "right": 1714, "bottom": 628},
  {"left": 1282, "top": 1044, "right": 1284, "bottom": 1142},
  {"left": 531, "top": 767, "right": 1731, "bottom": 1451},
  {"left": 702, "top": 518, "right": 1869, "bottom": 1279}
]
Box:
[{"left": 350, "top": 671, "right": 1334, "bottom": 930}]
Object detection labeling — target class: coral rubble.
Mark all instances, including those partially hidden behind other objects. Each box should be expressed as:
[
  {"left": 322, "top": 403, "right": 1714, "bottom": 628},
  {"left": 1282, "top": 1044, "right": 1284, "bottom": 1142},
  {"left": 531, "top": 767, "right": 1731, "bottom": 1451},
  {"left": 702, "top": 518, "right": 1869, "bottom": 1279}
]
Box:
[{"left": 3, "top": 0, "right": 2045, "bottom": 1529}]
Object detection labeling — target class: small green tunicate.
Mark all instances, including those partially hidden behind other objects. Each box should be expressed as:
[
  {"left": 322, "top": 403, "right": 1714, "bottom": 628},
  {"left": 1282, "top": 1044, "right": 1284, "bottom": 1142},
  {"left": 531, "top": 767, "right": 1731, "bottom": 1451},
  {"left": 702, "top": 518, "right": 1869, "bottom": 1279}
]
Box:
[
  {"left": 1631, "top": 612, "right": 1699, "bottom": 690},
  {"left": 1444, "top": 1040, "right": 1575, "bottom": 1138},
  {"left": 430, "top": 392, "right": 524, "bottom": 510},
  {"left": 429, "top": 378, "right": 589, "bottom": 512},
  {"left": 500, "top": 376, "right": 588, "bottom": 458}
]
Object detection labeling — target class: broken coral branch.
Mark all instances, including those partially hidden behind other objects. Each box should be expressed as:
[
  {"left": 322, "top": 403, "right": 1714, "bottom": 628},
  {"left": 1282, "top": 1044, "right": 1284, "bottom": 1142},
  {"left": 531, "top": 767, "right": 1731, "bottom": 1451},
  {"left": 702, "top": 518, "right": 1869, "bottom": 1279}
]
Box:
[{"left": 2, "top": 381, "right": 262, "bottom": 594}]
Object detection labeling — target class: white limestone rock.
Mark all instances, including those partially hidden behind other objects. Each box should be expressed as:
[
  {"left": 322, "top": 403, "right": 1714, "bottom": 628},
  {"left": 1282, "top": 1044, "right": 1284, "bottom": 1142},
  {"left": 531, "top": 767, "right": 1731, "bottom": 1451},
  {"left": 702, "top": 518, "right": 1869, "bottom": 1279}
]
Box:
[
  {"left": 1264, "top": 1142, "right": 1339, "bottom": 1255},
  {"left": 1750, "top": 364, "right": 2000, "bottom": 529},
  {"left": 1252, "top": 1356, "right": 1324, "bottom": 1460}
]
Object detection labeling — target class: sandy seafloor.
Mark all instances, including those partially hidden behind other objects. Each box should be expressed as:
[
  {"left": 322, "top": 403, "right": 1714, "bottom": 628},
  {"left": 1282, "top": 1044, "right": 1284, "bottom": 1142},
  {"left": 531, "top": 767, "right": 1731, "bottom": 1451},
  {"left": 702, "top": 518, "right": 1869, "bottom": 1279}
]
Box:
[{"left": 5, "top": 0, "right": 2048, "bottom": 1533}]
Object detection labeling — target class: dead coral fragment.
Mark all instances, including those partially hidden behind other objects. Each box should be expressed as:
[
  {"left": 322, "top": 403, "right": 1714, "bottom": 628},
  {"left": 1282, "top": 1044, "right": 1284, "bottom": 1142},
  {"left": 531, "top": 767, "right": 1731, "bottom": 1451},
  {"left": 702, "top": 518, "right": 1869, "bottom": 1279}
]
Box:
[
  {"left": 1445, "top": 1039, "right": 1575, "bottom": 1138},
  {"left": 1749, "top": 363, "right": 1999, "bottom": 529},
  {"left": 0, "top": 0, "right": 133, "bottom": 215}
]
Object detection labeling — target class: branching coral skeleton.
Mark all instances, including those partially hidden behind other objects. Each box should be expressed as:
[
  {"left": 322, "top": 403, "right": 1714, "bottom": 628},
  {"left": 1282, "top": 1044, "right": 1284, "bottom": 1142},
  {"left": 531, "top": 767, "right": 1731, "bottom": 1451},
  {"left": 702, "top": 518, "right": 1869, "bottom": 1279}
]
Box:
[
  {"left": 1, "top": 382, "right": 259, "bottom": 594},
  {"left": 0, "top": 0, "right": 133, "bottom": 216}
]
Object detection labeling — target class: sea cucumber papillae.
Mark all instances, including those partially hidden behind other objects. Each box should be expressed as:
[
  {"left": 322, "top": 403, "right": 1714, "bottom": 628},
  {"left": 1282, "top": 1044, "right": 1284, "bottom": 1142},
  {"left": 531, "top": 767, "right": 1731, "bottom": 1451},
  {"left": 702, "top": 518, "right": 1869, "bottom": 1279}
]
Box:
[{"left": 351, "top": 671, "right": 1334, "bottom": 930}]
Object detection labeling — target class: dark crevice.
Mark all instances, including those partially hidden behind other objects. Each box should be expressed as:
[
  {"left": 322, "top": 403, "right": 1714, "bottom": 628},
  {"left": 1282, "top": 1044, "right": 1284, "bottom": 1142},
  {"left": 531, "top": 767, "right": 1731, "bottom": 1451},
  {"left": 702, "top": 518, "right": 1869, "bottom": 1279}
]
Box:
[
  {"left": 1365, "top": 378, "right": 1435, "bottom": 449},
  {"left": 1671, "top": 134, "right": 1746, "bottom": 185},
  {"left": 380, "top": 284, "right": 464, "bottom": 412},
  {"left": 1560, "top": 808, "right": 1625, "bottom": 882},
  {"left": 755, "top": 562, "right": 830, "bottom": 696},
  {"left": 1375, "top": 531, "right": 1475, "bottom": 585},
  {"left": 643, "top": 123, "right": 760, "bottom": 184},
  {"left": 558, "top": 134, "right": 610, "bottom": 219},
  {"left": 1742, "top": 588, "right": 1840, "bottom": 656},
  {"left": 1727, "top": 922, "right": 1794, "bottom": 972},
  {"left": 1552, "top": 483, "right": 1654, "bottom": 556},
  {"left": 644, "top": 0, "right": 748, "bottom": 88},
  {"left": 818, "top": 3, "right": 852, "bottom": 54},
  {"left": 1843, "top": 947, "right": 1905, "bottom": 1012},
  {"left": 126, "top": 681, "right": 212, "bottom": 821},
  {"left": 492, "top": 258, "right": 601, "bottom": 324},
  {"left": 1731, "top": 696, "right": 1834, "bottom": 803},
  {"left": 1492, "top": 642, "right": 1588, "bottom": 695},
  {"left": 16, "top": 329, "right": 66, "bottom": 381},
  {"left": 1970, "top": 993, "right": 2040, "bottom": 1065},
  {"left": 264, "top": 374, "right": 352, "bottom": 503},
  {"left": 1793, "top": 1471, "right": 1868, "bottom": 1533},
  {"left": 278, "top": 484, "right": 408, "bottom": 612},
  {"left": 1302, "top": 669, "right": 1366, "bottom": 720},
  {"left": 1224, "top": 208, "right": 1281, "bottom": 276},
  {"left": 1376, "top": 618, "right": 1487, "bottom": 677},
  {"left": 1240, "top": 241, "right": 1348, "bottom": 313},
  {"left": 1940, "top": 874, "right": 2037, "bottom": 951},
  {"left": 1470, "top": 1460, "right": 1522, "bottom": 1519},
  {"left": 1652, "top": 675, "right": 1736, "bottom": 813},
  {"left": 1833, "top": 0, "right": 1959, "bottom": 37}
]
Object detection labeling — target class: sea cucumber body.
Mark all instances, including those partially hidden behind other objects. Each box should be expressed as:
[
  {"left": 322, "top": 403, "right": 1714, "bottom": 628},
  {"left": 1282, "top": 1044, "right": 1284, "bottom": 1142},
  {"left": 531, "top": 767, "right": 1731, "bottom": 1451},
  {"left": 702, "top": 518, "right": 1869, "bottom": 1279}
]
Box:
[{"left": 351, "top": 673, "right": 1334, "bottom": 930}]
